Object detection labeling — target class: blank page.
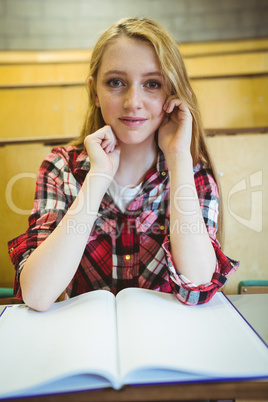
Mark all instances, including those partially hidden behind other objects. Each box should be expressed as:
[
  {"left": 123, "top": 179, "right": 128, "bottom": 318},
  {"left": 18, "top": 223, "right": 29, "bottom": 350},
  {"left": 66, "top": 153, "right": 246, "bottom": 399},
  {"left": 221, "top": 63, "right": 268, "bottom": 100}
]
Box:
[
  {"left": 116, "top": 288, "right": 268, "bottom": 383},
  {"left": 0, "top": 290, "right": 118, "bottom": 397}
]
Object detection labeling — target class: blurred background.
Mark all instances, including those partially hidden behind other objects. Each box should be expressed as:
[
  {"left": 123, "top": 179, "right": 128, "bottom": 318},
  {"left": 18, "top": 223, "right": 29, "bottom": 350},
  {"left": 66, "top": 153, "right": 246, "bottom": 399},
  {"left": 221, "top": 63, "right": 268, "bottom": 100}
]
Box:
[
  {"left": 0, "top": 0, "right": 267, "bottom": 296},
  {"left": 0, "top": 0, "right": 267, "bottom": 49}
]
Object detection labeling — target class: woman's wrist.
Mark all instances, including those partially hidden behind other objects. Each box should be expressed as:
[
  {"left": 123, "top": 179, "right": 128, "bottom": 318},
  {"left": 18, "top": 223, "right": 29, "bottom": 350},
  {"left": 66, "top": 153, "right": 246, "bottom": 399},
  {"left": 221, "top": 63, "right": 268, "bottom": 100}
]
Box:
[
  {"left": 164, "top": 150, "right": 193, "bottom": 171},
  {"left": 85, "top": 170, "right": 113, "bottom": 196}
]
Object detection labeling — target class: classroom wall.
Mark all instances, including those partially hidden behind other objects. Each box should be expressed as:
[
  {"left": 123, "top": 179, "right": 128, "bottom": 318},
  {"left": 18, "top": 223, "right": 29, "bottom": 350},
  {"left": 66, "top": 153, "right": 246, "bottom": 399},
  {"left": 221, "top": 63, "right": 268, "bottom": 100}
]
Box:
[
  {"left": 1, "top": 38, "right": 267, "bottom": 294},
  {"left": 207, "top": 134, "right": 268, "bottom": 295},
  {"left": 0, "top": 0, "right": 267, "bottom": 295},
  {"left": 0, "top": 0, "right": 268, "bottom": 50}
]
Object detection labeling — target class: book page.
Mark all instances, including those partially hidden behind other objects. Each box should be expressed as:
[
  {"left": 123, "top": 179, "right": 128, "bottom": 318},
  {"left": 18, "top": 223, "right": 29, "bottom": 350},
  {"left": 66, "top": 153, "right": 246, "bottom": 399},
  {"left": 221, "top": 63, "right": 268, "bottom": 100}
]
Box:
[
  {"left": 0, "top": 290, "right": 119, "bottom": 398},
  {"left": 115, "top": 288, "right": 268, "bottom": 385}
]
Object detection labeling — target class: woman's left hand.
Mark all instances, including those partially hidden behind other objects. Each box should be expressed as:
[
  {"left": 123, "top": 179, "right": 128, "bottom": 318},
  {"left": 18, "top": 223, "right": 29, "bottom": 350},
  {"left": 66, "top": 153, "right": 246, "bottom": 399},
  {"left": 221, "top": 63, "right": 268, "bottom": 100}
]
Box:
[{"left": 158, "top": 96, "right": 193, "bottom": 157}]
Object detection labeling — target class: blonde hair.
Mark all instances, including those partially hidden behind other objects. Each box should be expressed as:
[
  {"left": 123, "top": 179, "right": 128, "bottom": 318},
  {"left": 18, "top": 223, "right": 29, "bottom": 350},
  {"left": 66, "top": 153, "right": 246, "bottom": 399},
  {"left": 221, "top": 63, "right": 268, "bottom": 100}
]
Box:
[{"left": 72, "top": 17, "right": 223, "bottom": 242}]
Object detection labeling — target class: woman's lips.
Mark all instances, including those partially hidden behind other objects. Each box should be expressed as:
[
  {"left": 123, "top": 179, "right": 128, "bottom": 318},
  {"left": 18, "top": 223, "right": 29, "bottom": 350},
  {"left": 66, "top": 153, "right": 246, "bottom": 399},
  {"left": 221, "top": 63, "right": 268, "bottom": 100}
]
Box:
[{"left": 119, "top": 116, "right": 148, "bottom": 127}]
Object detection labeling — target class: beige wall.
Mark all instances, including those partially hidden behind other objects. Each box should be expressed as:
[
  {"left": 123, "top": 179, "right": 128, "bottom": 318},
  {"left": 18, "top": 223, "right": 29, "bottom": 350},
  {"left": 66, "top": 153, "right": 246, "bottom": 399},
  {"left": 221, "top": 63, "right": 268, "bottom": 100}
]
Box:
[
  {"left": 207, "top": 134, "right": 268, "bottom": 295},
  {"left": 0, "top": 144, "right": 53, "bottom": 288}
]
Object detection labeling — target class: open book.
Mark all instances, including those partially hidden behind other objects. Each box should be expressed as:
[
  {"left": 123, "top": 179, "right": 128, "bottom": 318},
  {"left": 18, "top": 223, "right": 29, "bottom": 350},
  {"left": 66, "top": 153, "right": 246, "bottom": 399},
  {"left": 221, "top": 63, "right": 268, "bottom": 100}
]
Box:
[{"left": 0, "top": 288, "right": 268, "bottom": 398}]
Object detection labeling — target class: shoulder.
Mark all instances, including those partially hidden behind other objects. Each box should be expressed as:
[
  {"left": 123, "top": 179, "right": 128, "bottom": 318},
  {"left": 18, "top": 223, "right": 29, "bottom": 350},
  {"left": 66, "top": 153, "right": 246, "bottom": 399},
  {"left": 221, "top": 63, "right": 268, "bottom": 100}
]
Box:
[
  {"left": 40, "top": 146, "right": 87, "bottom": 174},
  {"left": 42, "top": 145, "right": 83, "bottom": 165}
]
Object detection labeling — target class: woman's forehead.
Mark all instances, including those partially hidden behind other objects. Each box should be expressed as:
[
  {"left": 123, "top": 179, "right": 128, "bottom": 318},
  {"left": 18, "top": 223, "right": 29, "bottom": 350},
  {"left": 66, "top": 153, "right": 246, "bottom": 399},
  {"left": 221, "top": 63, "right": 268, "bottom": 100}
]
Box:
[{"left": 98, "top": 36, "right": 161, "bottom": 74}]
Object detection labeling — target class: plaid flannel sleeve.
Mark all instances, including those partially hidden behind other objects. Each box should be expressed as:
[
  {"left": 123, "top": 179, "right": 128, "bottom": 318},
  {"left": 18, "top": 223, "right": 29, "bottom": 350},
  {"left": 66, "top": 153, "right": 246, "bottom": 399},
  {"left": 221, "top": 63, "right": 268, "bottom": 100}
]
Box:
[
  {"left": 8, "top": 148, "right": 72, "bottom": 298},
  {"left": 162, "top": 166, "right": 239, "bottom": 305}
]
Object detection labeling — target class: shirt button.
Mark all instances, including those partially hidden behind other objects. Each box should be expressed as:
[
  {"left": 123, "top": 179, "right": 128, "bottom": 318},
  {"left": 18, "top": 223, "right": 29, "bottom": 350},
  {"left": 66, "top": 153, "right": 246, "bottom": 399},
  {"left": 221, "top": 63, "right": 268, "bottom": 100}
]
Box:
[
  {"left": 125, "top": 255, "right": 131, "bottom": 260},
  {"left": 161, "top": 171, "right": 167, "bottom": 176},
  {"left": 9, "top": 248, "right": 14, "bottom": 253},
  {"left": 160, "top": 225, "right": 165, "bottom": 231}
]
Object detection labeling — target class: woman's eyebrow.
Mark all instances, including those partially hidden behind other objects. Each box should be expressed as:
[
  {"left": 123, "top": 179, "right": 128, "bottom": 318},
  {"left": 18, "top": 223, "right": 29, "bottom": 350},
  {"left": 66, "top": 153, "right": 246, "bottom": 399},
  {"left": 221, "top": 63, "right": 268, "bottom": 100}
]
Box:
[
  {"left": 143, "top": 71, "right": 163, "bottom": 77},
  {"left": 104, "top": 70, "right": 163, "bottom": 77}
]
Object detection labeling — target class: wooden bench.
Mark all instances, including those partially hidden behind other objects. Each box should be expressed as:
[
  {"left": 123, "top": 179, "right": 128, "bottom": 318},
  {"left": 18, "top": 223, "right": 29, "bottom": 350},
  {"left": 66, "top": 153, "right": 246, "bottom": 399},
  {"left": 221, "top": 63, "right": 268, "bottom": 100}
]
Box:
[{"left": 0, "top": 39, "right": 267, "bottom": 141}]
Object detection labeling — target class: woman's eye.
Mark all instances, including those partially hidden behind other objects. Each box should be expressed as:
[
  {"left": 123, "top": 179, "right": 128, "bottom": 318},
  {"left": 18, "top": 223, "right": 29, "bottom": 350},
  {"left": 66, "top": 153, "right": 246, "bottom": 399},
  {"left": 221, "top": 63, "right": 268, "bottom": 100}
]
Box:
[
  {"left": 146, "top": 80, "right": 161, "bottom": 89},
  {"left": 107, "top": 79, "right": 123, "bottom": 87}
]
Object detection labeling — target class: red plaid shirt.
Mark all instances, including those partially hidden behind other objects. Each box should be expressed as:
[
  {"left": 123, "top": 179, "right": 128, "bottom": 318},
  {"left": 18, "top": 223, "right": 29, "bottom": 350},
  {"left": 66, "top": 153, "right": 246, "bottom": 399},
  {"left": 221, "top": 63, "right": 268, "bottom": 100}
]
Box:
[{"left": 8, "top": 146, "right": 239, "bottom": 305}]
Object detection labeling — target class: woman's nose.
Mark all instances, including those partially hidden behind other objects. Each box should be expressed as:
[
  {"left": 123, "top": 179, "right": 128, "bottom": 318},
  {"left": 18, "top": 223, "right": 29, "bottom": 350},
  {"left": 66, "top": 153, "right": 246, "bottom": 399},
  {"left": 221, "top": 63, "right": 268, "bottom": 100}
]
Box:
[{"left": 123, "top": 86, "right": 143, "bottom": 110}]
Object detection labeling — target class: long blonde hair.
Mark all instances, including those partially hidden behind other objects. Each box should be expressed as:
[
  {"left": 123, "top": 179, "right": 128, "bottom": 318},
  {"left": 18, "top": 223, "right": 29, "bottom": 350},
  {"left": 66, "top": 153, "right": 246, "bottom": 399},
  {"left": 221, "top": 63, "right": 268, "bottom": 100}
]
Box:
[{"left": 73, "top": 17, "right": 223, "bottom": 242}]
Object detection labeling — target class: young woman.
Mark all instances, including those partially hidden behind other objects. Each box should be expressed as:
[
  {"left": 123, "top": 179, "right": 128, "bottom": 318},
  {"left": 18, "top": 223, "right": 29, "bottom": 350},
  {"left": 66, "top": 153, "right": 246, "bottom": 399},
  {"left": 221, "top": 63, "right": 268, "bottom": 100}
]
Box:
[{"left": 8, "top": 17, "right": 239, "bottom": 311}]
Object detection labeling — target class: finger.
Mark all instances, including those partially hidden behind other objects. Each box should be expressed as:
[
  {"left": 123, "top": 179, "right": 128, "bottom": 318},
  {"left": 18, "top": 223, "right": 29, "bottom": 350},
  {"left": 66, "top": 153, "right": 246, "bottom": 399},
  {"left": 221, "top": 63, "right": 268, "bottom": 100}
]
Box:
[
  {"left": 92, "top": 125, "right": 112, "bottom": 142},
  {"left": 166, "top": 101, "right": 192, "bottom": 122},
  {"left": 164, "top": 94, "right": 191, "bottom": 111},
  {"left": 163, "top": 95, "right": 176, "bottom": 112},
  {"left": 102, "top": 136, "right": 119, "bottom": 154},
  {"left": 105, "top": 126, "right": 118, "bottom": 148},
  {"left": 101, "top": 138, "right": 111, "bottom": 149},
  {"left": 100, "top": 126, "right": 117, "bottom": 147},
  {"left": 104, "top": 143, "right": 115, "bottom": 154},
  {"left": 166, "top": 99, "right": 184, "bottom": 114},
  {"left": 84, "top": 125, "right": 118, "bottom": 157}
]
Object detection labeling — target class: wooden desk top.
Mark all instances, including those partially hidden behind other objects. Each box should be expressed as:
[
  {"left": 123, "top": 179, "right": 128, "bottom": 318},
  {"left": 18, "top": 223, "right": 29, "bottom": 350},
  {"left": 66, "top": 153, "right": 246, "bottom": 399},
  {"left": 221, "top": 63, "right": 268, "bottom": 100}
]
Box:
[{"left": 0, "top": 380, "right": 267, "bottom": 401}]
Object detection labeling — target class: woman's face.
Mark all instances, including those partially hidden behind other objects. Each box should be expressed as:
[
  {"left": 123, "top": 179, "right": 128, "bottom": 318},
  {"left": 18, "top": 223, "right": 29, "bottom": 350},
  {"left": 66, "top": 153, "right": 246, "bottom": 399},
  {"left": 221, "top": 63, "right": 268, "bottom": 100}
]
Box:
[{"left": 94, "top": 36, "right": 167, "bottom": 146}]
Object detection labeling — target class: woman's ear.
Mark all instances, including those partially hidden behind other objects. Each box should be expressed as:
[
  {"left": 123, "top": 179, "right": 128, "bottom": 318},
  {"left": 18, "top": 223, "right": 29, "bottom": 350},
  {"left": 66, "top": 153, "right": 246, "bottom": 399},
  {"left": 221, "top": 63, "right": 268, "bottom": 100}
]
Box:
[{"left": 89, "top": 76, "right": 100, "bottom": 107}]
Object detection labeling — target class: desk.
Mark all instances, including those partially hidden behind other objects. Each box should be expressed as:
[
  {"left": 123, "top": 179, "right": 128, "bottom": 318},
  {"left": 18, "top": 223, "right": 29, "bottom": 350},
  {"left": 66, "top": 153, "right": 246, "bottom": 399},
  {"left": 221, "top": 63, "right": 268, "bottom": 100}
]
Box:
[{"left": 1, "top": 294, "right": 268, "bottom": 402}]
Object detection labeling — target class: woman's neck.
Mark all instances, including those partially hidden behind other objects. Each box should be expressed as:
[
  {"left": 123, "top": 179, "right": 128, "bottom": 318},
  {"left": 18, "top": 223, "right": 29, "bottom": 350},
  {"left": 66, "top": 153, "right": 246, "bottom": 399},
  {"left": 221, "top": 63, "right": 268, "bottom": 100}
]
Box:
[{"left": 114, "top": 140, "right": 158, "bottom": 188}]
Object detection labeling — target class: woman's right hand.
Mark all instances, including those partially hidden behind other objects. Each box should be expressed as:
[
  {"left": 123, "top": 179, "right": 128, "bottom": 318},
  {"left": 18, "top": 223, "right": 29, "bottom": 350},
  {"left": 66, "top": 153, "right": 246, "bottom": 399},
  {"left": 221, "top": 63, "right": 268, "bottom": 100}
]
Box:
[
  {"left": 84, "top": 125, "right": 121, "bottom": 178},
  {"left": 21, "top": 125, "right": 120, "bottom": 311}
]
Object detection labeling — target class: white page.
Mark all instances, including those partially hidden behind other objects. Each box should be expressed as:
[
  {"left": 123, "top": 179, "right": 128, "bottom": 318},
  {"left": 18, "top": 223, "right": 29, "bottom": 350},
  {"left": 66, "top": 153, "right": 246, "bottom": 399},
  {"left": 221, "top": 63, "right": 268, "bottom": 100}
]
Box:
[
  {"left": 115, "top": 288, "right": 268, "bottom": 384},
  {"left": 0, "top": 290, "right": 118, "bottom": 398}
]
